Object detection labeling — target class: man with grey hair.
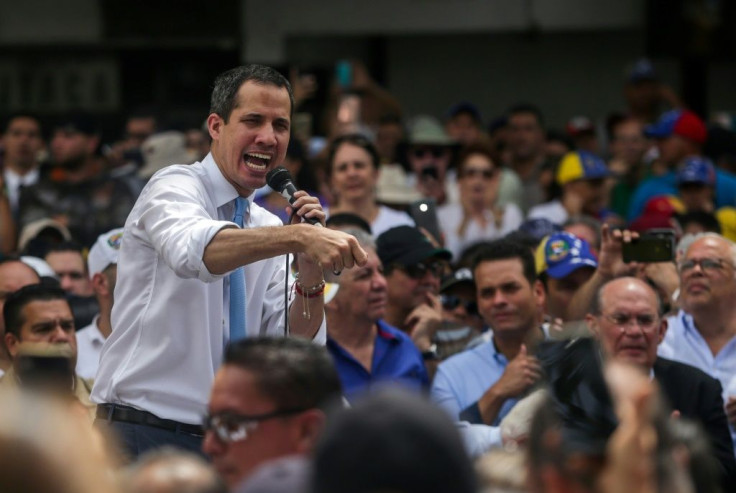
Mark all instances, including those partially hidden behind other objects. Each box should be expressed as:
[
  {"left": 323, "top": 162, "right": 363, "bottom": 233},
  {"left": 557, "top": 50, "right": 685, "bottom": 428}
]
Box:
[
  {"left": 93, "top": 64, "right": 366, "bottom": 458},
  {"left": 325, "top": 227, "right": 428, "bottom": 401},
  {"left": 658, "top": 232, "right": 736, "bottom": 452}
]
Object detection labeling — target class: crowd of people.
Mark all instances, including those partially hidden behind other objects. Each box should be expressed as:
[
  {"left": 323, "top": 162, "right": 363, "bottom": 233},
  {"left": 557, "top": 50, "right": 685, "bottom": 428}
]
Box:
[{"left": 1, "top": 57, "right": 736, "bottom": 492}]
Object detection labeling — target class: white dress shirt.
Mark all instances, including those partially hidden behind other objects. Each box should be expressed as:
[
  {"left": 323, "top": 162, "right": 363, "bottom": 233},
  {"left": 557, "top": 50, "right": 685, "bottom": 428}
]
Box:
[
  {"left": 91, "top": 154, "right": 326, "bottom": 424},
  {"left": 76, "top": 315, "right": 105, "bottom": 380},
  {"left": 4, "top": 167, "right": 40, "bottom": 212}
]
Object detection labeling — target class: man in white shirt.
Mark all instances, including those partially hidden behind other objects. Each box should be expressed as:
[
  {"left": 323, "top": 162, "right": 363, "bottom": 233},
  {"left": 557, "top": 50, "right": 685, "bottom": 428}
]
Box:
[
  {"left": 75, "top": 227, "right": 123, "bottom": 380},
  {"left": 1, "top": 113, "right": 44, "bottom": 215},
  {"left": 92, "top": 64, "right": 366, "bottom": 458}
]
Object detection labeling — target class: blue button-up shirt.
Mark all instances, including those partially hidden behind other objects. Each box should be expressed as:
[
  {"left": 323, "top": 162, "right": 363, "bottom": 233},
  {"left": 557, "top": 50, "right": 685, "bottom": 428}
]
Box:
[
  {"left": 326, "top": 320, "right": 429, "bottom": 402},
  {"left": 659, "top": 310, "right": 736, "bottom": 451},
  {"left": 431, "top": 338, "right": 517, "bottom": 425}
]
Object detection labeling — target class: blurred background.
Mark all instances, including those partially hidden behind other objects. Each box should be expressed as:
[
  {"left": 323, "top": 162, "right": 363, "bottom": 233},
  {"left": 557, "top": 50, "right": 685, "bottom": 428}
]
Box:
[{"left": 2, "top": 0, "right": 735, "bottom": 140}]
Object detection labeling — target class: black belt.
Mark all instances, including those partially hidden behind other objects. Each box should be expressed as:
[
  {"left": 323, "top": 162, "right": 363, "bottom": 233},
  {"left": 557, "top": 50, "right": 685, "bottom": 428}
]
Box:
[{"left": 97, "top": 404, "right": 204, "bottom": 437}]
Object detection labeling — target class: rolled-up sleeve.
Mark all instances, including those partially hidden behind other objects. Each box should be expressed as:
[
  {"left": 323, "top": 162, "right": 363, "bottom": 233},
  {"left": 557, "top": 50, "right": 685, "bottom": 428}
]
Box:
[{"left": 136, "top": 178, "right": 233, "bottom": 282}]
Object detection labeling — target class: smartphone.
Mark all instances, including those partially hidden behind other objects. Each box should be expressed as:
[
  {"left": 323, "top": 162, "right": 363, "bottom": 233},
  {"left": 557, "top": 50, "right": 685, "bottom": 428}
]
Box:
[
  {"left": 420, "top": 165, "right": 439, "bottom": 181},
  {"left": 622, "top": 229, "right": 675, "bottom": 263},
  {"left": 409, "top": 198, "right": 442, "bottom": 245},
  {"left": 335, "top": 60, "right": 352, "bottom": 89},
  {"left": 16, "top": 353, "right": 74, "bottom": 395}
]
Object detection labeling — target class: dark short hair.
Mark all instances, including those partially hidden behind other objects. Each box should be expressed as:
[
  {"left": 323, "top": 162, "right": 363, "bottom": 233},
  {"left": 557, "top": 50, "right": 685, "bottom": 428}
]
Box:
[
  {"left": 471, "top": 239, "right": 537, "bottom": 286},
  {"left": 507, "top": 103, "right": 545, "bottom": 129},
  {"left": 224, "top": 337, "right": 342, "bottom": 413},
  {"left": 209, "top": 65, "right": 293, "bottom": 123},
  {"left": 456, "top": 142, "right": 497, "bottom": 177},
  {"left": 44, "top": 242, "right": 87, "bottom": 273},
  {"left": 326, "top": 213, "right": 372, "bottom": 235},
  {"left": 326, "top": 133, "right": 380, "bottom": 178},
  {"left": 3, "top": 284, "right": 67, "bottom": 337},
  {"left": 2, "top": 112, "right": 43, "bottom": 135},
  {"left": 675, "top": 211, "right": 721, "bottom": 234}
]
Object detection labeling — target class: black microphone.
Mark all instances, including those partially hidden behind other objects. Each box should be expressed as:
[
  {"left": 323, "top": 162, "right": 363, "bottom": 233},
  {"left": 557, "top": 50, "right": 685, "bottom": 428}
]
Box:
[{"left": 266, "top": 166, "right": 322, "bottom": 226}]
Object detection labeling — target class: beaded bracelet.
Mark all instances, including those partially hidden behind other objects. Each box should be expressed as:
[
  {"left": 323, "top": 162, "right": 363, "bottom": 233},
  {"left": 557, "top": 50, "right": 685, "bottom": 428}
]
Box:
[
  {"left": 294, "top": 279, "right": 325, "bottom": 319},
  {"left": 294, "top": 279, "right": 325, "bottom": 298}
]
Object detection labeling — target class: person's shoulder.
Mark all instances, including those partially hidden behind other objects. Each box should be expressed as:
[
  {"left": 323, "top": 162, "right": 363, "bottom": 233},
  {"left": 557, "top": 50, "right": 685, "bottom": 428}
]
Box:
[
  {"left": 528, "top": 200, "right": 562, "bottom": 217},
  {"left": 655, "top": 357, "right": 721, "bottom": 387},
  {"left": 378, "top": 204, "right": 413, "bottom": 221},
  {"left": 438, "top": 339, "right": 493, "bottom": 373}
]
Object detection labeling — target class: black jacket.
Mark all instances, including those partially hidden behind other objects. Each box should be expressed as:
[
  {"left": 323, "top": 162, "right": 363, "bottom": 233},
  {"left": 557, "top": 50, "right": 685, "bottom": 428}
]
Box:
[{"left": 654, "top": 357, "right": 736, "bottom": 490}]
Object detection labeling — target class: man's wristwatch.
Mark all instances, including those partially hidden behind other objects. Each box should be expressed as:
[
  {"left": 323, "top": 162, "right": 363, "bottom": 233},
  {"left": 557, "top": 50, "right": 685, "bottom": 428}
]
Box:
[{"left": 422, "top": 343, "right": 439, "bottom": 361}]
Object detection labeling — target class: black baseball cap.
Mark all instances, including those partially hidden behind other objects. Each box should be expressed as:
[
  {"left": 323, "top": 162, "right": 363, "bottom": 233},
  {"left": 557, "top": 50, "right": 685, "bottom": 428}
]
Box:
[{"left": 376, "top": 226, "right": 451, "bottom": 267}]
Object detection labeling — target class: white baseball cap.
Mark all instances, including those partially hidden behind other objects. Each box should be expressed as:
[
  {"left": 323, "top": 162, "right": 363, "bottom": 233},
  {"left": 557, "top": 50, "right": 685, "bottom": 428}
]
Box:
[{"left": 87, "top": 228, "right": 124, "bottom": 278}]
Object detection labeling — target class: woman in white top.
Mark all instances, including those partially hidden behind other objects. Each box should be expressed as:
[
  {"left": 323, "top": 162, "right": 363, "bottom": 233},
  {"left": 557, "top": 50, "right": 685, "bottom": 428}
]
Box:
[
  {"left": 438, "top": 143, "right": 523, "bottom": 259},
  {"left": 327, "top": 134, "right": 414, "bottom": 237}
]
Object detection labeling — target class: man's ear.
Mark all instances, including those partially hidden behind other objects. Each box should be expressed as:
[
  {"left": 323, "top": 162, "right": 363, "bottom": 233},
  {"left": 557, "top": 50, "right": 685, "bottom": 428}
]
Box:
[
  {"left": 4, "top": 332, "right": 20, "bottom": 359},
  {"left": 533, "top": 280, "right": 546, "bottom": 308},
  {"left": 207, "top": 113, "right": 223, "bottom": 141},
  {"left": 585, "top": 314, "right": 600, "bottom": 338},
  {"left": 91, "top": 272, "right": 108, "bottom": 296},
  {"left": 657, "top": 317, "right": 668, "bottom": 345},
  {"left": 293, "top": 409, "right": 326, "bottom": 454}
]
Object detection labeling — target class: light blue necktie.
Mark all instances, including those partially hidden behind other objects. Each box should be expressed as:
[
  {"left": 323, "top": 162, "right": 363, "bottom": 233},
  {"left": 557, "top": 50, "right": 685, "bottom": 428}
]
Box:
[{"left": 229, "top": 197, "right": 248, "bottom": 341}]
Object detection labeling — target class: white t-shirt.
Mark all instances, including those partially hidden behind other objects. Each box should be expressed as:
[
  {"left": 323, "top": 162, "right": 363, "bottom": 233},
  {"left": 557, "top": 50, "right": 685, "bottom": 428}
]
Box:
[
  {"left": 527, "top": 200, "right": 568, "bottom": 225},
  {"left": 371, "top": 205, "right": 415, "bottom": 238}
]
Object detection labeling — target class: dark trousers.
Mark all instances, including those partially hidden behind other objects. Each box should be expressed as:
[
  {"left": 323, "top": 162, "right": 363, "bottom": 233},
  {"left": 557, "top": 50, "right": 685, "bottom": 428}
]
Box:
[{"left": 95, "top": 418, "right": 205, "bottom": 462}]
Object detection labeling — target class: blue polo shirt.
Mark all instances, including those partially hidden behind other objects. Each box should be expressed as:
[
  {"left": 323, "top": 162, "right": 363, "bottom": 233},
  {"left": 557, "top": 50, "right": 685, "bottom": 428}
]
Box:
[{"left": 326, "top": 319, "right": 429, "bottom": 402}]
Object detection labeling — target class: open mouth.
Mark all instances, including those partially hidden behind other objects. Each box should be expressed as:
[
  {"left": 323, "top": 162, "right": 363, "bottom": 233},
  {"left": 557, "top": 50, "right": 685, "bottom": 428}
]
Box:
[{"left": 243, "top": 152, "right": 272, "bottom": 171}]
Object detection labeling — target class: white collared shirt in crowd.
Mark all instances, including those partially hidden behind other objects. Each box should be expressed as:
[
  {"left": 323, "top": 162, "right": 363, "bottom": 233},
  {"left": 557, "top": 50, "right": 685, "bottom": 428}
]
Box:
[
  {"left": 76, "top": 315, "right": 105, "bottom": 380},
  {"left": 4, "top": 167, "right": 40, "bottom": 213},
  {"left": 91, "top": 154, "right": 326, "bottom": 424}
]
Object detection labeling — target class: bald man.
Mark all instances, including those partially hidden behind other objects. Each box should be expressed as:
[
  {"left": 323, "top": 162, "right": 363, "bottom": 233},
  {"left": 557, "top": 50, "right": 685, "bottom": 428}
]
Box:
[{"left": 587, "top": 277, "right": 736, "bottom": 489}]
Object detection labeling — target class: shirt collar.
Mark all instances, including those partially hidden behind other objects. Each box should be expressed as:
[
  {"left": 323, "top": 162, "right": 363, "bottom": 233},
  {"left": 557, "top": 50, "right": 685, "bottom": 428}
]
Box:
[
  {"left": 376, "top": 320, "right": 399, "bottom": 342},
  {"left": 4, "top": 167, "right": 39, "bottom": 186},
  {"left": 89, "top": 316, "right": 106, "bottom": 345},
  {"left": 203, "top": 153, "right": 256, "bottom": 209}
]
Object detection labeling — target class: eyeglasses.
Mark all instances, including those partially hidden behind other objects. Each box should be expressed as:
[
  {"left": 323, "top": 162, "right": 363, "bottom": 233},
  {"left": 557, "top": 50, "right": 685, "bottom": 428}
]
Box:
[
  {"left": 392, "top": 261, "right": 447, "bottom": 280},
  {"left": 601, "top": 312, "right": 659, "bottom": 332},
  {"left": 678, "top": 257, "right": 733, "bottom": 274},
  {"left": 440, "top": 295, "right": 478, "bottom": 315},
  {"left": 411, "top": 147, "right": 448, "bottom": 159},
  {"left": 461, "top": 168, "right": 495, "bottom": 179},
  {"left": 202, "top": 408, "right": 308, "bottom": 444}
]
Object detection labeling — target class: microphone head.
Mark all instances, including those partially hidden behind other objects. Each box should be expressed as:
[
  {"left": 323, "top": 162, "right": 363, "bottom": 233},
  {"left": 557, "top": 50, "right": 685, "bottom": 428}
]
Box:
[{"left": 266, "top": 166, "right": 293, "bottom": 193}]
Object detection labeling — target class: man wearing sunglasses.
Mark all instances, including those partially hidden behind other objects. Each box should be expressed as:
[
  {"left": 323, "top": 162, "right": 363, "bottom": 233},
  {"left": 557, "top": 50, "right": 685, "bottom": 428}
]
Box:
[
  {"left": 202, "top": 337, "right": 342, "bottom": 490},
  {"left": 658, "top": 233, "right": 736, "bottom": 453},
  {"left": 406, "top": 116, "right": 456, "bottom": 206},
  {"left": 587, "top": 276, "right": 736, "bottom": 488},
  {"left": 435, "top": 267, "right": 484, "bottom": 360},
  {"left": 376, "top": 226, "right": 452, "bottom": 360}
]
